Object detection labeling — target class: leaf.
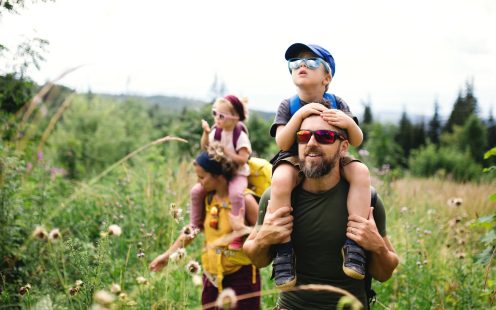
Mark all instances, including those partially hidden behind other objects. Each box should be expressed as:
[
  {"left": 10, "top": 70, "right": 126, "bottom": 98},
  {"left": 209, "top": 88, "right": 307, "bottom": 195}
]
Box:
[
  {"left": 490, "top": 193, "right": 496, "bottom": 202},
  {"left": 484, "top": 147, "right": 496, "bottom": 159}
]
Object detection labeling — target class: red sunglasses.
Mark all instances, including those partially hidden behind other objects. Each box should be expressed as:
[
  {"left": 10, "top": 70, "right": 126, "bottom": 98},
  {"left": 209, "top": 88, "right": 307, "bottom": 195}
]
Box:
[{"left": 296, "top": 130, "right": 344, "bottom": 144}]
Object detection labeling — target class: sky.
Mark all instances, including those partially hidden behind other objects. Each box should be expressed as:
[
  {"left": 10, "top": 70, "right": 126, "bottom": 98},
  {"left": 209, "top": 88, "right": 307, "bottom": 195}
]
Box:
[{"left": 1, "top": 0, "right": 495, "bottom": 121}]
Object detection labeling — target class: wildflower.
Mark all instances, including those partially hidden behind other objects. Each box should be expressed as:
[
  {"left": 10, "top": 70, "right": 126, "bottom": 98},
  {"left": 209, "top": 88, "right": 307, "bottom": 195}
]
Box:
[
  {"left": 75, "top": 280, "right": 84, "bottom": 287},
  {"left": 169, "top": 203, "right": 184, "bottom": 222},
  {"left": 423, "top": 230, "right": 432, "bottom": 235},
  {"left": 192, "top": 275, "right": 202, "bottom": 286},
  {"left": 94, "top": 290, "right": 116, "bottom": 305},
  {"left": 32, "top": 225, "right": 48, "bottom": 239},
  {"left": 358, "top": 149, "right": 369, "bottom": 157},
  {"left": 457, "top": 252, "right": 466, "bottom": 259},
  {"left": 182, "top": 224, "right": 200, "bottom": 240},
  {"left": 447, "top": 197, "right": 463, "bottom": 207},
  {"left": 400, "top": 207, "right": 408, "bottom": 213},
  {"left": 90, "top": 304, "right": 108, "bottom": 310},
  {"left": 169, "top": 248, "right": 187, "bottom": 262},
  {"left": 37, "top": 151, "right": 43, "bottom": 162},
  {"left": 186, "top": 260, "right": 201, "bottom": 275},
  {"left": 215, "top": 288, "right": 237, "bottom": 309},
  {"left": 26, "top": 162, "right": 33, "bottom": 172},
  {"left": 108, "top": 224, "right": 122, "bottom": 236},
  {"left": 48, "top": 228, "right": 62, "bottom": 241},
  {"left": 137, "top": 250, "right": 145, "bottom": 258},
  {"left": 19, "top": 284, "right": 31, "bottom": 295},
  {"left": 136, "top": 276, "right": 148, "bottom": 285},
  {"left": 110, "top": 283, "right": 121, "bottom": 294},
  {"left": 119, "top": 292, "right": 128, "bottom": 300},
  {"left": 69, "top": 287, "right": 79, "bottom": 296}
]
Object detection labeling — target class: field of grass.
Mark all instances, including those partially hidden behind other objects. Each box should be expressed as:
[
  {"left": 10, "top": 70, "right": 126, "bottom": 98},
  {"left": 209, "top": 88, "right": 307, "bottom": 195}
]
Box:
[{"left": 1, "top": 148, "right": 495, "bottom": 309}]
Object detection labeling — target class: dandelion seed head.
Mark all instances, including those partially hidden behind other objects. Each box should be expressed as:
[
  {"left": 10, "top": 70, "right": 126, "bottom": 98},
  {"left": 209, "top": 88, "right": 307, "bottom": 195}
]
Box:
[
  {"left": 400, "top": 206, "right": 408, "bottom": 213},
  {"left": 447, "top": 197, "right": 463, "bottom": 207},
  {"left": 119, "top": 292, "right": 128, "bottom": 300},
  {"left": 170, "top": 248, "right": 187, "bottom": 262},
  {"left": 108, "top": 224, "right": 122, "bottom": 236},
  {"left": 215, "top": 288, "right": 237, "bottom": 309},
  {"left": 19, "top": 284, "right": 31, "bottom": 295},
  {"left": 137, "top": 250, "right": 145, "bottom": 258},
  {"left": 69, "top": 287, "right": 79, "bottom": 296}
]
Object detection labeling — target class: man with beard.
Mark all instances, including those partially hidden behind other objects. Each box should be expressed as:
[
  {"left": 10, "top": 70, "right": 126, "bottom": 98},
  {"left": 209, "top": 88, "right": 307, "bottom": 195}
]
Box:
[{"left": 243, "top": 115, "right": 398, "bottom": 309}]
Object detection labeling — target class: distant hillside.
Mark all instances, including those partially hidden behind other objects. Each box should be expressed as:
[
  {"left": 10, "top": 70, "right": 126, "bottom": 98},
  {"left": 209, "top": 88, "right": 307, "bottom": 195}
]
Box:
[{"left": 97, "top": 93, "right": 207, "bottom": 112}]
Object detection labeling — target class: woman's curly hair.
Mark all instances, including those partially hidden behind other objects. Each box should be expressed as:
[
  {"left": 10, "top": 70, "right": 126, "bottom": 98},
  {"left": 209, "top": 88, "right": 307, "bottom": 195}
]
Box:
[{"left": 206, "top": 143, "right": 239, "bottom": 181}]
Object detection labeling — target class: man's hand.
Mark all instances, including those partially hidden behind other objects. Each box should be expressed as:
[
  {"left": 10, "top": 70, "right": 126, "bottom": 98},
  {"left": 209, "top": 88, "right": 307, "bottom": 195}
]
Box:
[
  {"left": 321, "top": 109, "right": 354, "bottom": 130},
  {"left": 201, "top": 119, "right": 211, "bottom": 133},
  {"left": 346, "top": 208, "right": 385, "bottom": 253},
  {"left": 149, "top": 252, "right": 170, "bottom": 272},
  {"left": 256, "top": 204, "right": 293, "bottom": 247}
]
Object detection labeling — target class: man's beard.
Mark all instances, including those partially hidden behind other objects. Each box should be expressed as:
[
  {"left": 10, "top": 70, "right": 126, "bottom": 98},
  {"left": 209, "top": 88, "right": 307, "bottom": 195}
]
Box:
[{"left": 299, "top": 145, "right": 341, "bottom": 179}]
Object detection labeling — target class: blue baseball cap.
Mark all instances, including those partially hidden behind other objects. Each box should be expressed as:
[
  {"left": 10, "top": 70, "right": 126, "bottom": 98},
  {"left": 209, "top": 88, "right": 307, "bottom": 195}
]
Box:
[{"left": 285, "top": 43, "right": 335, "bottom": 77}]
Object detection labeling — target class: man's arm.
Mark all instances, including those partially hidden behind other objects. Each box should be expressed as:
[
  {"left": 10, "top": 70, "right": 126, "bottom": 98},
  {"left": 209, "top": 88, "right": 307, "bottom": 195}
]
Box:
[
  {"left": 243, "top": 190, "right": 293, "bottom": 268},
  {"left": 347, "top": 208, "right": 399, "bottom": 282}
]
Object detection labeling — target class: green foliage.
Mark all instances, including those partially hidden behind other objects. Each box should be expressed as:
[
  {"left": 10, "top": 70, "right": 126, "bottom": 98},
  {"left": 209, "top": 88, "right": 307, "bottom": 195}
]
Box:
[
  {"left": 364, "top": 122, "right": 403, "bottom": 168},
  {"left": 246, "top": 112, "right": 277, "bottom": 158},
  {"left": 408, "top": 143, "right": 482, "bottom": 181},
  {"left": 46, "top": 96, "right": 154, "bottom": 178},
  {"left": 458, "top": 114, "right": 487, "bottom": 163},
  {"left": 427, "top": 101, "right": 442, "bottom": 144},
  {"left": 0, "top": 73, "right": 37, "bottom": 114}
]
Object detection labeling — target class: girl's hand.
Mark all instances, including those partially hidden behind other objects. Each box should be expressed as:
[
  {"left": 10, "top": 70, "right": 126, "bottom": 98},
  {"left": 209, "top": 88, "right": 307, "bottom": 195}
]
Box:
[
  {"left": 149, "top": 252, "right": 170, "bottom": 272},
  {"left": 296, "top": 102, "right": 327, "bottom": 121},
  {"left": 201, "top": 119, "right": 211, "bottom": 133},
  {"left": 321, "top": 109, "right": 353, "bottom": 129}
]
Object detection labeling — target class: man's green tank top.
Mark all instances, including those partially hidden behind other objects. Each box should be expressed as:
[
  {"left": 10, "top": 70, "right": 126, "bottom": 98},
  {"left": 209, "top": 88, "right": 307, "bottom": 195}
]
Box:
[{"left": 258, "top": 179, "right": 387, "bottom": 310}]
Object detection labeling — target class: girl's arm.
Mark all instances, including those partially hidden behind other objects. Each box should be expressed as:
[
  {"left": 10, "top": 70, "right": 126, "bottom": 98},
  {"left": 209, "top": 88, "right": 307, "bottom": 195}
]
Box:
[
  {"left": 223, "top": 147, "right": 250, "bottom": 166},
  {"left": 276, "top": 103, "right": 327, "bottom": 151},
  {"left": 321, "top": 110, "right": 363, "bottom": 147},
  {"left": 149, "top": 229, "right": 195, "bottom": 272},
  {"left": 200, "top": 119, "right": 210, "bottom": 150}
]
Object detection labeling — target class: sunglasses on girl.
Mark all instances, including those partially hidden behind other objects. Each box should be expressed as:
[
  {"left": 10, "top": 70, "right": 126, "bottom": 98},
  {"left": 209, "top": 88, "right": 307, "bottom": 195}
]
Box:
[
  {"left": 288, "top": 58, "right": 331, "bottom": 73},
  {"left": 296, "top": 130, "right": 344, "bottom": 144},
  {"left": 212, "top": 110, "right": 239, "bottom": 120}
]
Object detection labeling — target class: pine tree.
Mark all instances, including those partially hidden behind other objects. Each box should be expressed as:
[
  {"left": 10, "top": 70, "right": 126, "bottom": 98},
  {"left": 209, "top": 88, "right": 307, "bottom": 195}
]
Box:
[
  {"left": 395, "top": 110, "right": 413, "bottom": 164},
  {"left": 444, "top": 80, "right": 478, "bottom": 133},
  {"left": 487, "top": 108, "right": 496, "bottom": 148},
  {"left": 427, "top": 101, "right": 442, "bottom": 145},
  {"left": 361, "top": 102, "right": 373, "bottom": 144},
  {"left": 412, "top": 119, "right": 426, "bottom": 150}
]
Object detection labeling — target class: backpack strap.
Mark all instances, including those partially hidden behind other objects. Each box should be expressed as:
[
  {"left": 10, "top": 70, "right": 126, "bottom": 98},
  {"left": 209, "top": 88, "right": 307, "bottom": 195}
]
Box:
[
  {"left": 213, "top": 123, "right": 248, "bottom": 149},
  {"left": 365, "top": 187, "right": 378, "bottom": 305},
  {"left": 289, "top": 93, "right": 337, "bottom": 117}
]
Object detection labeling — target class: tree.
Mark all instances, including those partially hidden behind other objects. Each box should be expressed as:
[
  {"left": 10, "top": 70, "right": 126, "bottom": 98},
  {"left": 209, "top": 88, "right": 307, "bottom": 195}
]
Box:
[
  {"left": 395, "top": 110, "right": 414, "bottom": 164},
  {"left": 487, "top": 108, "right": 496, "bottom": 150},
  {"left": 427, "top": 100, "right": 442, "bottom": 145},
  {"left": 444, "top": 80, "right": 478, "bottom": 133},
  {"left": 459, "top": 114, "right": 487, "bottom": 163},
  {"left": 412, "top": 119, "right": 426, "bottom": 150},
  {"left": 362, "top": 103, "right": 373, "bottom": 125}
]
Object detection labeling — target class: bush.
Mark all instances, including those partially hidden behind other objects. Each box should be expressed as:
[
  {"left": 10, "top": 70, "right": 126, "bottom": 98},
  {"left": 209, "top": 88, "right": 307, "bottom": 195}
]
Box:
[{"left": 409, "top": 143, "right": 482, "bottom": 181}]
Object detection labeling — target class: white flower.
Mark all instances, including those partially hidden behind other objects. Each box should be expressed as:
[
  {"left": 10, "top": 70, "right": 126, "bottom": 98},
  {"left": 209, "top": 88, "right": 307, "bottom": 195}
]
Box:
[
  {"left": 186, "top": 260, "right": 201, "bottom": 275},
  {"left": 192, "top": 275, "right": 202, "bottom": 286},
  {"left": 108, "top": 224, "right": 122, "bottom": 236},
  {"left": 32, "top": 225, "right": 48, "bottom": 239},
  {"left": 110, "top": 283, "right": 121, "bottom": 294},
  {"left": 169, "top": 203, "right": 184, "bottom": 222},
  {"left": 447, "top": 197, "right": 463, "bottom": 207},
  {"left": 169, "top": 248, "right": 187, "bottom": 262},
  {"left": 215, "top": 288, "right": 237, "bottom": 309},
  {"left": 48, "top": 228, "right": 61, "bottom": 241},
  {"left": 75, "top": 280, "right": 84, "bottom": 287},
  {"left": 182, "top": 224, "right": 200, "bottom": 240},
  {"left": 136, "top": 276, "right": 148, "bottom": 285},
  {"left": 94, "top": 290, "right": 116, "bottom": 305}
]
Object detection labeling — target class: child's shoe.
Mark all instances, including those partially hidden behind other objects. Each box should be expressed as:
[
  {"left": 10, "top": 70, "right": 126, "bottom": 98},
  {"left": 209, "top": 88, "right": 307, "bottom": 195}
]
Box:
[
  {"left": 342, "top": 238, "right": 366, "bottom": 280},
  {"left": 273, "top": 247, "right": 296, "bottom": 289}
]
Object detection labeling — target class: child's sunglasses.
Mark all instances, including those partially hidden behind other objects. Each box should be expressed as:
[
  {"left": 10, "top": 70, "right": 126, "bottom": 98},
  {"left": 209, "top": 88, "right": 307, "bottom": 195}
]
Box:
[
  {"left": 212, "top": 110, "right": 239, "bottom": 120},
  {"left": 296, "top": 130, "right": 344, "bottom": 144},
  {"left": 288, "top": 58, "right": 331, "bottom": 73}
]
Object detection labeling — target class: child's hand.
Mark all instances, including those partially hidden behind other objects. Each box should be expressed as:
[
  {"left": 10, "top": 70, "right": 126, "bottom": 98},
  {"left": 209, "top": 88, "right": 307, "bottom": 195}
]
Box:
[
  {"left": 321, "top": 109, "right": 353, "bottom": 129},
  {"left": 201, "top": 119, "right": 211, "bottom": 133},
  {"left": 149, "top": 252, "right": 170, "bottom": 272},
  {"left": 296, "top": 102, "right": 327, "bottom": 121}
]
